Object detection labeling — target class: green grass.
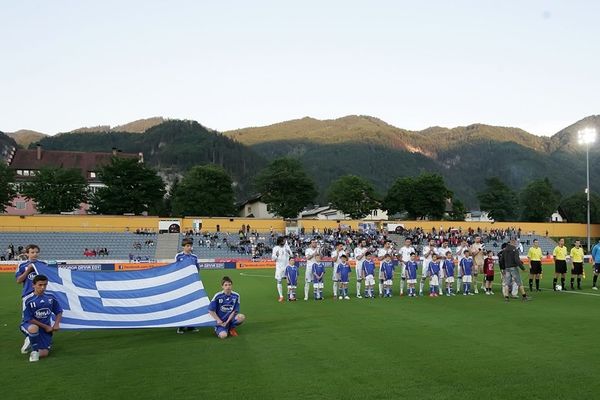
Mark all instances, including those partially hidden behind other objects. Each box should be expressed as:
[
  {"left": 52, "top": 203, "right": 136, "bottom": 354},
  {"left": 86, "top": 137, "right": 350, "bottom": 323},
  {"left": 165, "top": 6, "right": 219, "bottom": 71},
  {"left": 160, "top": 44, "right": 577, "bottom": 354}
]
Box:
[{"left": 2, "top": 266, "right": 600, "bottom": 400}]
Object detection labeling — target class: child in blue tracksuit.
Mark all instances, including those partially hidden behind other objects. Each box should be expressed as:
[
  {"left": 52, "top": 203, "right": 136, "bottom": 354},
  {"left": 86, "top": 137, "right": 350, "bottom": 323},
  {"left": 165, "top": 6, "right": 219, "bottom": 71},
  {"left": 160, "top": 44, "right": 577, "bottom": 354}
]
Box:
[
  {"left": 285, "top": 257, "right": 299, "bottom": 301},
  {"left": 428, "top": 254, "right": 441, "bottom": 297},
  {"left": 443, "top": 251, "right": 456, "bottom": 296},
  {"left": 312, "top": 254, "right": 326, "bottom": 300},
  {"left": 460, "top": 250, "right": 475, "bottom": 295},
  {"left": 381, "top": 254, "right": 395, "bottom": 297},
  {"left": 337, "top": 255, "right": 352, "bottom": 299}
]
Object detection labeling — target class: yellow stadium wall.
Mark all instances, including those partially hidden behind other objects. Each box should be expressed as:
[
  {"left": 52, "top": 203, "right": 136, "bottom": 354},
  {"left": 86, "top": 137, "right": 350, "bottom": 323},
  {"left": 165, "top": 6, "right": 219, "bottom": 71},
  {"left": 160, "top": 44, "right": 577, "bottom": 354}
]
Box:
[{"left": 0, "top": 215, "right": 597, "bottom": 237}]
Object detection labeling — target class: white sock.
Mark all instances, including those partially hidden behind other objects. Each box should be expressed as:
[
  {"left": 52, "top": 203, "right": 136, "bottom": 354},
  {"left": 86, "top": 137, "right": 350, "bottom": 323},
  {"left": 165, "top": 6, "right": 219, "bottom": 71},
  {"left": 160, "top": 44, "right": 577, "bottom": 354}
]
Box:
[
  {"left": 356, "top": 282, "right": 361, "bottom": 296},
  {"left": 333, "top": 282, "right": 338, "bottom": 296},
  {"left": 277, "top": 283, "right": 283, "bottom": 297},
  {"left": 304, "top": 284, "right": 310, "bottom": 299},
  {"left": 378, "top": 282, "right": 383, "bottom": 295},
  {"left": 419, "top": 280, "right": 424, "bottom": 293},
  {"left": 400, "top": 279, "right": 404, "bottom": 294}
]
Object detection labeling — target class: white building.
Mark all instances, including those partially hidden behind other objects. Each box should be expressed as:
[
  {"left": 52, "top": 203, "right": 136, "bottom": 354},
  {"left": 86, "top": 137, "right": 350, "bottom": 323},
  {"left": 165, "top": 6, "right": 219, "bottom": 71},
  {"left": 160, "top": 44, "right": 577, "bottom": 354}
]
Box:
[{"left": 238, "top": 195, "right": 277, "bottom": 219}]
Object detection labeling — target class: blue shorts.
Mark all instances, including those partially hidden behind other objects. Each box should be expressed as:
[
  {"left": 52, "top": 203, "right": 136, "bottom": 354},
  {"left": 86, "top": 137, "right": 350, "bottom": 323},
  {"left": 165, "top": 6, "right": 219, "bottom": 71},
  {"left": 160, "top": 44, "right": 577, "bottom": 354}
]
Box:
[
  {"left": 20, "top": 323, "right": 53, "bottom": 350},
  {"left": 214, "top": 318, "right": 238, "bottom": 336}
]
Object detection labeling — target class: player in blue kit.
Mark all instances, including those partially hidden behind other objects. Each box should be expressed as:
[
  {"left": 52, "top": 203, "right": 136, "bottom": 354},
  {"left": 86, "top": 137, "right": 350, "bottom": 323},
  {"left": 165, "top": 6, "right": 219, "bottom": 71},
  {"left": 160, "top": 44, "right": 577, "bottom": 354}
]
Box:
[
  {"left": 337, "top": 255, "right": 352, "bottom": 300},
  {"left": 208, "top": 276, "right": 246, "bottom": 339},
  {"left": 405, "top": 253, "right": 419, "bottom": 297},
  {"left": 442, "top": 251, "right": 456, "bottom": 296},
  {"left": 285, "top": 257, "right": 299, "bottom": 301},
  {"left": 175, "top": 238, "right": 201, "bottom": 334},
  {"left": 460, "top": 249, "right": 475, "bottom": 296},
  {"left": 312, "top": 254, "right": 326, "bottom": 300},
  {"left": 381, "top": 254, "right": 395, "bottom": 297},
  {"left": 428, "top": 254, "right": 441, "bottom": 297},
  {"left": 15, "top": 244, "right": 46, "bottom": 354},
  {"left": 362, "top": 252, "right": 377, "bottom": 298},
  {"left": 21, "top": 275, "right": 63, "bottom": 362}
]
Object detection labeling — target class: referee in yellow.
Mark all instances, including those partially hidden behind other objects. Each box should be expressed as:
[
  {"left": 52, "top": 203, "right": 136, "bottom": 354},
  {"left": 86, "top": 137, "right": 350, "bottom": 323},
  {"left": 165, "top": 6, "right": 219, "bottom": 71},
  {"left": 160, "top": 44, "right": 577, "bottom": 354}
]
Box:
[
  {"left": 553, "top": 238, "right": 568, "bottom": 291},
  {"left": 570, "top": 240, "right": 585, "bottom": 290},
  {"left": 527, "top": 239, "right": 543, "bottom": 292}
]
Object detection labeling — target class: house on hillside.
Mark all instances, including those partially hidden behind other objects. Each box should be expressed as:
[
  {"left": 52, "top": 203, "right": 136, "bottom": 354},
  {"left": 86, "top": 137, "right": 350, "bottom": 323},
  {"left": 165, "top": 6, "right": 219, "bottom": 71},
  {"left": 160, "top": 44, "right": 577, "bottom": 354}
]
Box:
[
  {"left": 3, "top": 145, "right": 141, "bottom": 215},
  {"left": 465, "top": 210, "right": 493, "bottom": 222},
  {"left": 238, "top": 194, "right": 277, "bottom": 218},
  {"left": 299, "top": 205, "right": 388, "bottom": 220}
]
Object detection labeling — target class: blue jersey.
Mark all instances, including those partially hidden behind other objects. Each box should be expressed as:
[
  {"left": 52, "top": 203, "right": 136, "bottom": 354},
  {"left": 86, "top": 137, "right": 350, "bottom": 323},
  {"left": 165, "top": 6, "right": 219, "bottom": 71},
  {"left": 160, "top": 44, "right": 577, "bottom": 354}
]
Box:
[
  {"left": 208, "top": 291, "right": 240, "bottom": 322},
  {"left": 338, "top": 263, "right": 352, "bottom": 282},
  {"left": 592, "top": 243, "right": 600, "bottom": 263},
  {"left": 363, "top": 260, "right": 376, "bottom": 276},
  {"left": 15, "top": 260, "right": 46, "bottom": 298},
  {"left": 286, "top": 265, "right": 299, "bottom": 285},
  {"left": 460, "top": 257, "right": 474, "bottom": 276},
  {"left": 23, "top": 292, "right": 62, "bottom": 325},
  {"left": 405, "top": 260, "right": 418, "bottom": 280},
  {"left": 381, "top": 261, "right": 395, "bottom": 280},
  {"left": 175, "top": 252, "right": 200, "bottom": 269},
  {"left": 312, "top": 262, "right": 325, "bottom": 282},
  {"left": 428, "top": 261, "right": 441, "bottom": 276},
  {"left": 443, "top": 259, "right": 455, "bottom": 277}
]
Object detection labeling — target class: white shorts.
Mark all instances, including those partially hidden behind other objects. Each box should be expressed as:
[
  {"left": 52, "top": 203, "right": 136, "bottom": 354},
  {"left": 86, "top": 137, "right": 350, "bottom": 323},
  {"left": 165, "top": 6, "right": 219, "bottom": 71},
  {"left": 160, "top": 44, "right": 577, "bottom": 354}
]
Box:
[
  {"left": 355, "top": 264, "right": 364, "bottom": 280},
  {"left": 275, "top": 266, "right": 286, "bottom": 281},
  {"left": 287, "top": 285, "right": 297, "bottom": 289},
  {"left": 445, "top": 276, "right": 455, "bottom": 283},
  {"left": 397, "top": 263, "right": 406, "bottom": 278},
  {"left": 430, "top": 275, "right": 439, "bottom": 286},
  {"left": 313, "top": 282, "right": 324, "bottom": 289},
  {"left": 462, "top": 275, "right": 472, "bottom": 283},
  {"left": 407, "top": 278, "right": 417, "bottom": 284},
  {"left": 421, "top": 260, "right": 431, "bottom": 278},
  {"left": 365, "top": 275, "right": 375, "bottom": 286},
  {"left": 305, "top": 264, "right": 313, "bottom": 282},
  {"left": 384, "top": 279, "right": 393, "bottom": 286}
]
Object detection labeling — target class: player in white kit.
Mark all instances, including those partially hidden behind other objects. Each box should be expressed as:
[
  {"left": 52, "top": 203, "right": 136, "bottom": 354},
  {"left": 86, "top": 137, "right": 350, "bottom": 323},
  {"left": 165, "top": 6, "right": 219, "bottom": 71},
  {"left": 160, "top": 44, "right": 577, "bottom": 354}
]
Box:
[
  {"left": 377, "top": 240, "right": 394, "bottom": 297},
  {"left": 304, "top": 239, "right": 319, "bottom": 301},
  {"left": 398, "top": 238, "right": 416, "bottom": 296},
  {"left": 420, "top": 239, "right": 437, "bottom": 296},
  {"left": 330, "top": 242, "right": 346, "bottom": 300},
  {"left": 272, "top": 237, "right": 292, "bottom": 302},
  {"left": 353, "top": 239, "right": 367, "bottom": 298},
  {"left": 454, "top": 239, "right": 469, "bottom": 293},
  {"left": 436, "top": 240, "right": 451, "bottom": 295}
]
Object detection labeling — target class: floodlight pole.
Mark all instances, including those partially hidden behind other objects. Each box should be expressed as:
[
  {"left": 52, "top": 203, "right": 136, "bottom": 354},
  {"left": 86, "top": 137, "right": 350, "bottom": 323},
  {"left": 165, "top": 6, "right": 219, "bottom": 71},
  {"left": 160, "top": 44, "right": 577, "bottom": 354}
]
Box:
[{"left": 586, "top": 141, "right": 591, "bottom": 253}]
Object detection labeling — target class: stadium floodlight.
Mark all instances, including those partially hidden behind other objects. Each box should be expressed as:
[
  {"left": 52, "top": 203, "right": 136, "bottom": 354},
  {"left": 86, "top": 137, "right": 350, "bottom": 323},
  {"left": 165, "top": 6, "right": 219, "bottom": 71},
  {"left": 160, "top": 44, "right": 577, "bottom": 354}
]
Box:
[{"left": 577, "top": 127, "right": 596, "bottom": 253}]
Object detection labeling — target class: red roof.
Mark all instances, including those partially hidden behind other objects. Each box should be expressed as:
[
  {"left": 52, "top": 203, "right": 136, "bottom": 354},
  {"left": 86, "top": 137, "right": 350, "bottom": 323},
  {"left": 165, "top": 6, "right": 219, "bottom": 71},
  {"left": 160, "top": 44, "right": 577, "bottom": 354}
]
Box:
[{"left": 9, "top": 148, "right": 139, "bottom": 181}]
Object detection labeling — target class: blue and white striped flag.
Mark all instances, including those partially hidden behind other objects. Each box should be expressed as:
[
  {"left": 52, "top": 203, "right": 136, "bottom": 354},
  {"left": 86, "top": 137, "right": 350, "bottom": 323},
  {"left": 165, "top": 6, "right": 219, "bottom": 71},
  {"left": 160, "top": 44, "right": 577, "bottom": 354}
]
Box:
[{"left": 36, "top": 260, "right": 215, "bottom": 330}]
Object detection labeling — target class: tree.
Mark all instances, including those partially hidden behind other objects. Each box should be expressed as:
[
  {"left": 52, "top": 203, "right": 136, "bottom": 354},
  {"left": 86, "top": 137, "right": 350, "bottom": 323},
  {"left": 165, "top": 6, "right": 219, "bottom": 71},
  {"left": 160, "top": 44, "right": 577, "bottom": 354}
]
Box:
[
  {"left": 519, "top": 178, "right": 561, "bottom": 222},
  {"left": 171, "top": 165, "right": 237, "bottom": 216},
  {"left": 559, "top": 192, "right": 600, "bottom": 223},
  {"left": 21, "top": 167, "right": 88, "bottom": 214},
  {"left": 477, "top": 177, "right": 519, "bottom": 221},
  {"left": 447, "top": 198, "right": 467, "bottom": 221},
  {"left": 327, "top": 175, "right": 379, "bottom": 219},
  {"left": 254, "top": 158, "right": 317, "bottom": 218},
  {"left": 0, "top": 162, "right": 17, "bottom": 211},
  {"left": 89, "top": 157, "right": 166, "bottom": 215},
  {"left": 383, "top": 173, "right": 452, "bottom": 219}
]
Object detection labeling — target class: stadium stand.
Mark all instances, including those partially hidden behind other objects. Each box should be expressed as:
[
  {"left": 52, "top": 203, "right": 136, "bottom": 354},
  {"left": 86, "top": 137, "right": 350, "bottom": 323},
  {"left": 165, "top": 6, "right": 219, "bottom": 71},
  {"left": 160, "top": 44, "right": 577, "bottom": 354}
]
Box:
[{"left": 0, "top": 232, "right": 157, "bottom": 261}]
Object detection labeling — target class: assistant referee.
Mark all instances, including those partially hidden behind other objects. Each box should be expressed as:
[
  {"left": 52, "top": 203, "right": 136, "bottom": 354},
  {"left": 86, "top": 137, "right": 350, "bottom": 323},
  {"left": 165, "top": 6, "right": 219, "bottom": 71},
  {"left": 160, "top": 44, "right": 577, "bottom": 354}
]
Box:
[
  {"left": 553, "top": 238, "right": 568, "bottom": 291},
  {"left": 527, "top": 239, "right": 542, "bottom": 292}
]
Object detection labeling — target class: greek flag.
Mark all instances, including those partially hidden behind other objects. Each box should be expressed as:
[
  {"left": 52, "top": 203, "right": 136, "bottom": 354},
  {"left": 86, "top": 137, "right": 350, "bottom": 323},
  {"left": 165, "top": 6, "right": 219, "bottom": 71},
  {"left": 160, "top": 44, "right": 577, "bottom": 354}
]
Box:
[{"left": 36, "top": 260, "right": 215, "bottom": 330}]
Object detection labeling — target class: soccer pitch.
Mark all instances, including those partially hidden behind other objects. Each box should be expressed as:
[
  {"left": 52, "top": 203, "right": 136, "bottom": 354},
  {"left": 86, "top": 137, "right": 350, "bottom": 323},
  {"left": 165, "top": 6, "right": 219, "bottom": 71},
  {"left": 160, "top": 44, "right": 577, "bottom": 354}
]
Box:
[{"left": 2, "top": 267, "right": 600, "bottom": 400}]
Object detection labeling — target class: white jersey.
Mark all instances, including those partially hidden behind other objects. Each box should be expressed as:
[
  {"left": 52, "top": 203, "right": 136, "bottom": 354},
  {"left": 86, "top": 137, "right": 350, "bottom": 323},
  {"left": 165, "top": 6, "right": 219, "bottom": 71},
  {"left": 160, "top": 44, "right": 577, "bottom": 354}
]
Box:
[
  {"left": 354, "top": 246, "right": 367, "bottom": 267},
  {"left": 422, "top": 245, "right": 436, "bottom": 262},
  {"left": 399, "top": 246, "right": 415, "bottom": 263},
  {"left": 437, "top": 246, "right": 450, "bottom": 259},
  {"left": 377, "top": 247, "right": 393, "bottom": 259},
  {"left": 455, "top": 245, "right": 468, "bottom": 261},
  {"left": 272, "top": 245, "right": 291, "bottom": 269},
  {"left": 331, "top": 249, "right": 346, "bottom": 277},
  {"left": 305, "top": 247, "right": 318, "bottom": 268}
]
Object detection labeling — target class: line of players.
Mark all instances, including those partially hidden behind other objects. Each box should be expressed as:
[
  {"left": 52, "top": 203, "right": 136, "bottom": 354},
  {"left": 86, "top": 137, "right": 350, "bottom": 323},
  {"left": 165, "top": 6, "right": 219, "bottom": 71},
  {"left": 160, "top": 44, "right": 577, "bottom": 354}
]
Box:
[{"left": 275, "top": 237, "right": 493, "bottom": 301}]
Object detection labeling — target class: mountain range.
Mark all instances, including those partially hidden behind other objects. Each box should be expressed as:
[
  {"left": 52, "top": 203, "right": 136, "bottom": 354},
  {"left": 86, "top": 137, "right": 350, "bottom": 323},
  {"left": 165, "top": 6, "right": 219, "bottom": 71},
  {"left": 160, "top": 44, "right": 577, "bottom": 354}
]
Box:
[{"left": 2, "top": 115, "right": 599, "bottom": 209}]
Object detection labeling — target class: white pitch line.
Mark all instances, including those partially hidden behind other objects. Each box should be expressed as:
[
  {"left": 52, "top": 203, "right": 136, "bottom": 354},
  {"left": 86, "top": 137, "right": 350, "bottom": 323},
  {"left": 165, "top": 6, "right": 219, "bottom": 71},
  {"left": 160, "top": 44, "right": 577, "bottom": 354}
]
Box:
[
  {"left": 239, "top": 272, "right": 274, "bottom": 278},
  {"left": 488, "top": 281, "right": 600, "bottom": 297}
]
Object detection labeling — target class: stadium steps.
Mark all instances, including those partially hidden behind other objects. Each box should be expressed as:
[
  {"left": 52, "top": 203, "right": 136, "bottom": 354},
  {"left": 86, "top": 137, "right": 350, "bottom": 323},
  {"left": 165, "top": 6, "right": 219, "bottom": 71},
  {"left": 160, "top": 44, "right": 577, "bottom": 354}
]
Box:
[{"left": 155, "top": 233, "right": 181, "bottom": 260}]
